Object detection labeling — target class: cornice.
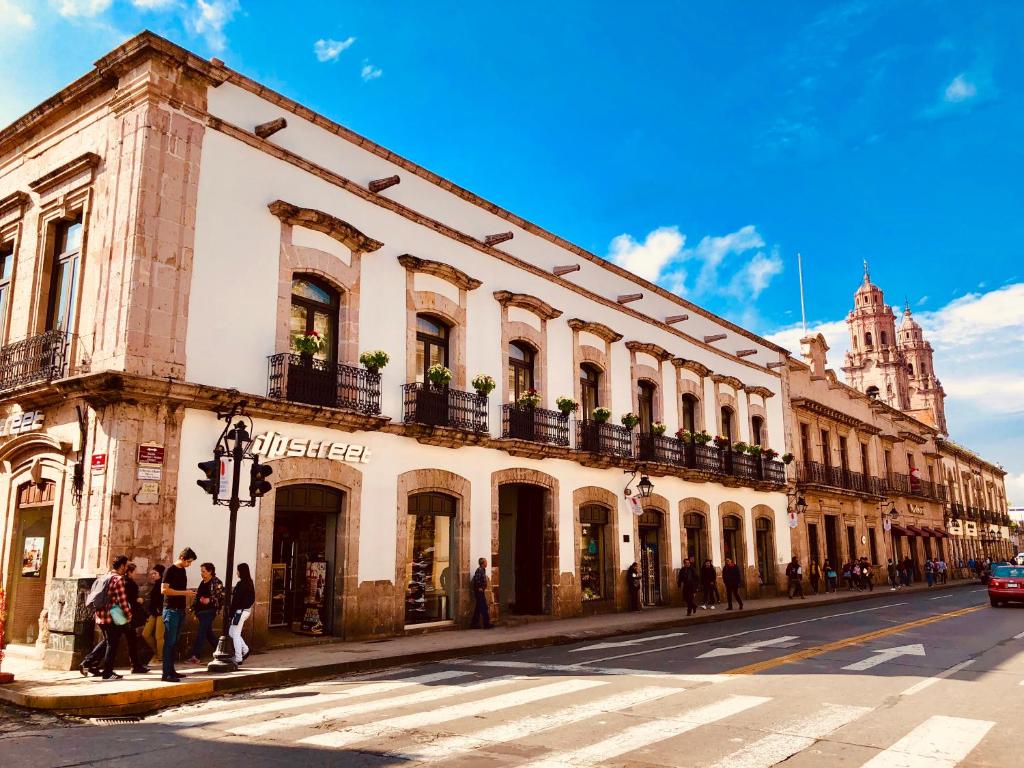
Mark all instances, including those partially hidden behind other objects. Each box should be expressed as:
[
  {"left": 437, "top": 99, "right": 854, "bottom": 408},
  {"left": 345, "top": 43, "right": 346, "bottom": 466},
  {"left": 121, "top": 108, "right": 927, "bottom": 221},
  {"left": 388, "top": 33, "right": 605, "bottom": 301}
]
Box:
[
  {"left": 0, "top": 191, "right": 30, "bottom": 220},
  {"left": 492, "top": 290, "right": 562, "bottom": 320},
  {"left": 672, "top": 358, "right": 712, "bottom": 377},
  {"left": 268, "top": 200, "right": 383, "bottom": 253},
  {"left": 746, "top": 385, "right": 775, "bottom": 399},
  {"left": 710, "top": 373, "right": 744, "bottom": 390},
  {"left": 567, "top": 318, "right": 623, "bottom": 344},
  {"left": 398, "top": 254, "right": 481, "bottom": 291},
  {"left": 790, "top": 396, "right": 881, "bottom": 434},
  {"left": 899, "top": 430, "right": 928, "bottom": 445},
  {"left": 625, "top": 341, "right": 672, "bottom": 362},
  {"left": 28, "top": 152, "right": 101, "bottom": 196}
]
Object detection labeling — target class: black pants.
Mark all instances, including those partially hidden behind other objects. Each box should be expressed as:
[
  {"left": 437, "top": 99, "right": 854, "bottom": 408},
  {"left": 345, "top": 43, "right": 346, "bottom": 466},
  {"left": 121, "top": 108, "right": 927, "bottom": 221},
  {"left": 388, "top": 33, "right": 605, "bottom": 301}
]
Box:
[
  {"left": 99, "top": 624, "right": 125, "bottom": 678},
  {"left": 788, "top": 578, "right": 804, "bottom": 598},
  {"left": 683, "top": 587, "right": 697, "bottom": 615},
  {"left": 84, "top": 625, "right": 146, "bottom": 672},
  {"left": 702, "top": 584, "right": 716, "bottom": 605},
  {"left": 725, "top": 584, "right": 743, "bottom": 609},
  {"left": 471, "top": 591, "right": 490, "bottom": 628}
]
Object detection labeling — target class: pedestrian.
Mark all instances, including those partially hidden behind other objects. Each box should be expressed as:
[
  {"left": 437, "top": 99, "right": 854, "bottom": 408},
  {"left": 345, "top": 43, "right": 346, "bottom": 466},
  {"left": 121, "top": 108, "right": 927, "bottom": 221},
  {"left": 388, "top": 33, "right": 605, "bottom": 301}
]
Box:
[
  {"left": 186, "top": 562, "right": 224, "bottom": 664},
  {"left": 627, "top": 562, "right": 643, "bottom": 611},
  {"left": 785, "top": 556, "right": 805, "bottom": 599},
  {"left": 903, "top": 556, "right": 914, "bottom": 586},
  {"left": 228, "top": 563, "right": 255, "bottom": 664},
  {"left": 471, "top": 557, "right": 492, "bottom": 628},
  {"left": 823, "top": 559, "right": 838, "bottom": 593},
  {"left": 887, "top": 558, "right": 898, "bottom": 590},
  {"left": 141, "top": 564, "right": 165, "bottom": 664},
  {"left": 937, "top": 558, "right": 947, "bottom": 584},
  {"left": 809, "top": 558, "right": 821, "bottom": 595},
  {"left": 161, "top": 547, "right": 197, "bottom": 683},
  {"left": 924, "top": 558, "right": 935, "bottom": 587},
  {"left": 722, "top": 557, "right": 744, "bottom": 610},
  {"left": 842, "top": 561, "right": 855, "bottom": 591},
  {"left": 700, "top": 559, "right": 717, "bottom": 609},
  {"left": 89, "top": 554, "right": 133, "bottom": 680},
  {"left": 123, "top": 563, "right": 149, "bottom": 673},
  {"left": 677, "top": 558, "right": 699, "bottom": 616}
]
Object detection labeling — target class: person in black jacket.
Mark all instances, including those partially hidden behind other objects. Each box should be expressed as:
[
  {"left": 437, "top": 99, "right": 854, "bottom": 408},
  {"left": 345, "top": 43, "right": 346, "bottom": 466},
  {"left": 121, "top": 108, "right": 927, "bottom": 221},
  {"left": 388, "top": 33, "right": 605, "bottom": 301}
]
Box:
[
  {"left": 228, "top": 563, "right": 256, "bottom": 664},
  {"left": 722, "top": 558, "right": 744, "bottom": 610},
  {"left": 141, "top": 564, "right": 165, "bottom": 663},
  {"left": 700, "top": 559, "right": 718, "bottom": 609},
  {"left": 676, "top": 558, "right": 700, "bottom": 615},
  {"left": 123, "top": 563, "right": 149, "bottom": 673}
]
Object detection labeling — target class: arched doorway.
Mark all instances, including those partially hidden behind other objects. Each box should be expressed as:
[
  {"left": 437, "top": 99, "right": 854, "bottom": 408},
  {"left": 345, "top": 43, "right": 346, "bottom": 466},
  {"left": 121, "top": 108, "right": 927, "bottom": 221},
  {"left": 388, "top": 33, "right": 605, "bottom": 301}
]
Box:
[
  {"left": 270, "top": 484, "right": 344, "bottom": 637},
  {"left": 6, "top": 481, "right": 55, "bottom": 644},
  {"left": 755, "top": 516, "right": 775, "bottom": 587},
  {"left": 722, "top": 514, "right": 744, "bottom": 570},
  {"left": 404, "top": 491, "right": 458, "bottom": 625},
  {"left": 497, "top": 483, "right": 547, "bottom": 615},
  {"left": 637, "top": 507, "right": 666, "bottom": 605}
]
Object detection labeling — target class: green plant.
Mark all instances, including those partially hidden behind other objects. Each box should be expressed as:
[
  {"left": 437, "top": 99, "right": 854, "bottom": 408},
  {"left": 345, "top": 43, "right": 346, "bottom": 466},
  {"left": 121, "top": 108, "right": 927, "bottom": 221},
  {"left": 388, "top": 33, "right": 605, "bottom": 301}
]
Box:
[
  {"left": 676, "top": 428, "right": 693, "bottom": 442},
  {"left": 733, "top": 441, "right": 748, "bottom": 453},
  {"left": 517, "top": 388, "right": 541, "bottom": 408},
  {"left": 471, "top": 374, "right": 496, "bottom": 395},
  {"left": 555, "top": 396, "right": 579, "bottom": 415},
  {"left": 713, "top": 435, "right": 731, "bottom": 449},
  {"left": 762, "top": 448, "right": 779, "bottom": 461},
  {"left": 747, "top": 444, "right": 762, "bottom": 457},
  {"left": 781, "top": 452, "right": 794, "bottom": 465},
  {"left": 694, "top": 430, "right": 713, "bottom": 445},
  {"left": 592, "top": 407, "right": 611, "bottom": 423},
  {"left": 358, "top": 350, "right": 390, "bottom": 372},
  {"left": 293, "top": 330, "right": 326, "bottom": 356},
  {"left": 426, "top": 364, "right": 453, "bottom": 387},
  {"left": 620, "top": 412, "right": 640, "bottom": 430},
  {"left": 651, "top": 422, "right": 667, "bottom": 436}
]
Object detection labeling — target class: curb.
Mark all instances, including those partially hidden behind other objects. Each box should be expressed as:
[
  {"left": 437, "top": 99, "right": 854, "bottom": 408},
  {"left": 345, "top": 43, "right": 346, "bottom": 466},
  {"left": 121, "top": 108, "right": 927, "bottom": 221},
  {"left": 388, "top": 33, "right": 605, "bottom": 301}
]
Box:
[{"left": 0, "top": 580, "right": 978, "bottom": 716}]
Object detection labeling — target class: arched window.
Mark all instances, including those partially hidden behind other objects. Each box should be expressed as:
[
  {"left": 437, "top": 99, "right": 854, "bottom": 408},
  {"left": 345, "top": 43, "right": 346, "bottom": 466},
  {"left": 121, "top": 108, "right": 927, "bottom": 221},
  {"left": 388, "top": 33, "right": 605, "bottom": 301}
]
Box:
[
  {"left": 681, "top": 394, "right": 699, "bottom": 433},
  {"left": 755, "top": 517, "right": 774, "bottom": 585},
  {"left": 722, "top": 514, "right": 743, "bottom": 569},
  {"left": 720, "top": 406, "right": 734, "bottom": 441},
  {"left": 684, "top": 512, "right": 707, "bottom": 566},
  {"left": 580, "top": 364, "right": 601, "bottom": 420},
  {"left": 880, "top": 331, "right": 888, "bottom": 347},
  {"left": 637, "top": 380, "right": 656, "bottom": 434},
  {"left": 291, "top": 275, "right": 339, "bottom": 362},
  {"left": 751, "top": 415, "right": 764, "bottom": 447},
  {"left": 416, "top": 314, "right": 450, "bottom": 383},
  {"left": 508, "top": 341, "right": 535, "bottom": 402},
  {"left": 864, "top": 332, "right": 873, "bottom": 349}
]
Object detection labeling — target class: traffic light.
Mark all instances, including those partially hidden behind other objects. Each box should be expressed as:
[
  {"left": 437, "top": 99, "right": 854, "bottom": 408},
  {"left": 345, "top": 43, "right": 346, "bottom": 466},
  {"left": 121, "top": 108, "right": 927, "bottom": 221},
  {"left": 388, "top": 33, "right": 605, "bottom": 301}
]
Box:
[
  {"left": 250, "top": 460, "right": 273, "bottom": 499},
  {"left": 197, "top": 457, "right": 221, "bottom": 498}
]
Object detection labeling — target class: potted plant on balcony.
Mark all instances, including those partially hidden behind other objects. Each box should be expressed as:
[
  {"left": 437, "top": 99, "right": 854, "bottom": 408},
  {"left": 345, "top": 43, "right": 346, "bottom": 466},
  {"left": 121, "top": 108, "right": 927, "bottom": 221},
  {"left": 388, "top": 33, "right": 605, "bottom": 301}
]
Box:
[
  {"left": 293, "top": 330, "right": 326, "bottom": 360},
  {"left": 732, "top": 441, "right": 748, "bottom": 454},
  {"left": 747, "top": 444, "right": 762, "bottom": 457},
  {"left": 359, "top": 350, "right": 390, "bottom": 374},
  {"left": 516, "top": 388, "right": 541, "bottom": 408},
  {"left": 676, "top": 428, "right": 693, "bottom": 442},
  {"left": 781, "top": 452, "right": 794, "bottom": 465},
  {"left": 509, "top": 387, "right": 541, "bottom": 440},
  {"left": 288, "top": 331, "right": 333, "bottom": 405},
  {"left": 419, "top": 364, "right": 453, "bottom": 427},
  {"left": 620, "top": 412, "right": 640, "bottom": 430},
  {"left": 713, "top": 434, "right": 730, "bottom": 450},
  {"left": 762, "top": 447, "right": 778, "bottom": 461},
  {"left": 555, "top": 396, "right": 579, "bottom": 416},
  {"left": 694, "top": 430, "right": 712, "bottom": 445},
  {"left": 651, "top": 422, "right": 667, "bottom": 436},
  {"left": 472, "top": 374, "right": 496, "bottom": 397},
  {"left": 592, "top": 407, "right": 611, "bottom": 423},
  {"left": 426, "top": 364, "right": 452, "bottom": 388}
]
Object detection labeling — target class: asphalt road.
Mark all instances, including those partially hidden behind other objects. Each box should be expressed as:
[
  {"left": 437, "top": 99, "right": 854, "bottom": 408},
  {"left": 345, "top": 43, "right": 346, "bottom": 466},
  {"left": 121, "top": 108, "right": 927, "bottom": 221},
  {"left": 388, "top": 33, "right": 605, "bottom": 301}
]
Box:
[{"left": 4, "top": 585, "right": 1023, "bottom": 767}]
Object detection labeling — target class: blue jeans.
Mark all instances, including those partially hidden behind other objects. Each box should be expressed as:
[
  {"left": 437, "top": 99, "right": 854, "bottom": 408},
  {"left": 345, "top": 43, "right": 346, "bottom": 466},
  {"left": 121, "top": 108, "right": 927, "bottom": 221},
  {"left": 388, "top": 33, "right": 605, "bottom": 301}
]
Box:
[
  {"left": 191, "top": 610, "right": 218, "bottom": 658},
  {"left": 162, "top": 608, "right": 184, "bottom": 677}
]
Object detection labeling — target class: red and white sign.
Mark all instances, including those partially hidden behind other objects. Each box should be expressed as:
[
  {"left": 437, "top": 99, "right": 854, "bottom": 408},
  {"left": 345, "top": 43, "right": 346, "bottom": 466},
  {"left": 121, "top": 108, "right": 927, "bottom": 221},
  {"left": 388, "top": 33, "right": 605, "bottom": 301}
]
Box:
[
  {"left": 91, "top": 454, "right": 107, "bottom": 474},
  {"left": 137, "top": 443, "right": 165, "bottom": 467},
  {"left": 788, "top": 511, "right": 799, "bottom": 529}
]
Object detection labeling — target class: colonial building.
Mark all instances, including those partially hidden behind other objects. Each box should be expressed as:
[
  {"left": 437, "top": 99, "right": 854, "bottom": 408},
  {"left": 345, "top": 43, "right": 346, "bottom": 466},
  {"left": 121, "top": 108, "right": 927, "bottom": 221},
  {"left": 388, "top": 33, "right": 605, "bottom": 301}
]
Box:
[
  {"left": 0, "top": 33, "right": 793, "bottom": 667},
  {"left": 939, "top": 439, "right": 1011, "bottom": 563}
]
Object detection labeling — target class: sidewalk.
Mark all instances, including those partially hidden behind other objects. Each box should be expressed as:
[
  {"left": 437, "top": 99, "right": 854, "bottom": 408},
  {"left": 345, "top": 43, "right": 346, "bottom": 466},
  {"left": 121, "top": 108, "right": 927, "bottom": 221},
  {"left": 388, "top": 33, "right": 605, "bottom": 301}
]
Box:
[{"left": 0, "top": 579, "right": 977, "bottom": 716}]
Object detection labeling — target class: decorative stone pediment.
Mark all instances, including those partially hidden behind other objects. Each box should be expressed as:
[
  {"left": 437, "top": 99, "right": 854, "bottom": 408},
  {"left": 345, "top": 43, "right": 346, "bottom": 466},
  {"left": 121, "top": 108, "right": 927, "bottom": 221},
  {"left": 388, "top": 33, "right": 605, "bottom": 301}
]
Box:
[
  {"left": 268, "top": 200, "right": 383, "bottom": 253},
  {"left": 899, "top": 430, "right": 928, "bottom": 445},
  {"left": 493, "top": 291, "right": 562, "bottom": 320},
  {"left": 0, "top": 191, "right": 30, "bottom": 219},
  {"left": 671, "top": 358, "right": 711, "bottom": 377},
  {"left": 567, "top": 318, "right": 622, "bottom": 343},
  {"left": 398, "top": 254, "right": 481, "bottom": 291},
  {"left": 745, "top": 386, "right": 775, "bottom": 399},
  {"left": 710, "top": 373, "right": 744, "bottom": 390},
  {"left": 29, "top": 152, "right": 101, "bottom": 196},
  {"left": 625, "top": 341, "right": 671, "bottom": 362}
]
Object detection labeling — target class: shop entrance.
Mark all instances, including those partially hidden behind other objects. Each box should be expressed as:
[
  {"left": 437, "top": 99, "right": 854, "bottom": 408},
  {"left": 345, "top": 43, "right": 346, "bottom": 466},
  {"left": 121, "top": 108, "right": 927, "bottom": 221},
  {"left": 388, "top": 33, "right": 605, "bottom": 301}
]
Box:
[
  {"left": 6, "top": 482, "right": 54, "bottom": 645},
  {"left": 270, "top": 485, "right": 342, "bottom": 637},
  {"left": 497, "top": 484, "right": 545, "bottom": 615},
  {"left": 824, "top": 515, "right": 840, "bottom": 569},
  {"left": 638, "top": 510, "right": 663, "bottom": 606}
]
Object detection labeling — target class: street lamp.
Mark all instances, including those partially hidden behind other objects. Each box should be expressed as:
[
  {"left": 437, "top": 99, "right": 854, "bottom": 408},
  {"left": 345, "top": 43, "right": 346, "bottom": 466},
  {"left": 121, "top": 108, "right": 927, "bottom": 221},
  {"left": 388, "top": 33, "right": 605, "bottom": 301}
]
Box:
[{"left": 624, "top": 469, "right": 654, "bottom": 499}]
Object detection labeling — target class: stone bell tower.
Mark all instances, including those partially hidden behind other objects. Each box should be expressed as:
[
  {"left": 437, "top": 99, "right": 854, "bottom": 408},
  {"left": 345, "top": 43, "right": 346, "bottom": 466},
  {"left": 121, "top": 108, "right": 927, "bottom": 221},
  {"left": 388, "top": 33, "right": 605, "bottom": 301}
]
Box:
[
  {"left": 842, "top": 261, "right": 910, "bottom": 409},
  {"left": 897, "top": 302, "right": 947, "bottom": 434}
]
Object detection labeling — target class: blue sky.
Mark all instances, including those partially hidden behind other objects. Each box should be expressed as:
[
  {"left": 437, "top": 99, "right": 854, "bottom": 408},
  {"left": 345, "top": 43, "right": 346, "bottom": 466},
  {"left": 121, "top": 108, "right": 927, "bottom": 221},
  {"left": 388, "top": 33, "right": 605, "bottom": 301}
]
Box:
[{"left": 1, "top": 1, "right": 1022, "bottom": 503}]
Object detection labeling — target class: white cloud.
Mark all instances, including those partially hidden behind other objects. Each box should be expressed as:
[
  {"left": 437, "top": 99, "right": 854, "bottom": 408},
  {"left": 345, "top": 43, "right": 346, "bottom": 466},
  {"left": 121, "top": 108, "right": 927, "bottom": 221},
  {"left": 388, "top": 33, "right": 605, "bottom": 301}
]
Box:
[
  {"left": 132, "top": 0, "right": 177, "bottom": 7},
  {"left": 0, "top": 0, "right": 33, "bottom": 27},
  {"left": 53, "top": 0, "right": 112, "bottom": 16},
  {"left": 944, "top": 73, "right": 977, "bottom": 103},
  {"left": 314, "top": 37, "right": 355, "bottom": 62},
  {"left": 1006, "top": 472, "right": 1024, "bottom": 508},
  {"left": 608, "top": 226, "right": 685, "bottom": 283},
  {"left": 361, "top": 61, "right": 382, "bottom": 81},
  {"left": 727, "top": 248, "right": 784, "bottom": 299},
  {"left": 187, "top": 0, "right": 239, "bottom": 52}
]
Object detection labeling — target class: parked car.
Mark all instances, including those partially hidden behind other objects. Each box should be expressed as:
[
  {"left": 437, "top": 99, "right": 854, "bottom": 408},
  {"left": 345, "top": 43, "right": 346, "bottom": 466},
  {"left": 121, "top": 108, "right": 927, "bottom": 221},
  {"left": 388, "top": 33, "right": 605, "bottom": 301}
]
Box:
[{"left": 988, "top": 564, "right": 1024, "bottom": 607}]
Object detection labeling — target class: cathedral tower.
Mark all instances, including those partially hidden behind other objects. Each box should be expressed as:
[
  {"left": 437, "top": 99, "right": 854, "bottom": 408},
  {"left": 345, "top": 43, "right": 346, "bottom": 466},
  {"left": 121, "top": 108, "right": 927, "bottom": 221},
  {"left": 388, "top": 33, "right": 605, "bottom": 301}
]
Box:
[{"left": 897, "top": 303, "right": 947, "bottom": 434}]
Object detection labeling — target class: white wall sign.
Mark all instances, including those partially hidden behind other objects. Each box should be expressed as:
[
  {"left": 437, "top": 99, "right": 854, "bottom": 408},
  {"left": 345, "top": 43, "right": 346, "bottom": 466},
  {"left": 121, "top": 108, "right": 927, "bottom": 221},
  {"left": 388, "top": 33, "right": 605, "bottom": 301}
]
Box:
[
  {"left": 0, "top": 410, "right": 45, "bottom": 437},
  {"left": 251, "top": 431, "right": 372, "bottom": 464}
]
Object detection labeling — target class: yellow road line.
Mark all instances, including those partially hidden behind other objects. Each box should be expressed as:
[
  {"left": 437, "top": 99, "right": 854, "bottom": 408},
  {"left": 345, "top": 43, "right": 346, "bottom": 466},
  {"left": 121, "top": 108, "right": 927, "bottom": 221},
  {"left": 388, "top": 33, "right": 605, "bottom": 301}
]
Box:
[{"left": 726, "top": 604, "right": 984, "bottom": 675}]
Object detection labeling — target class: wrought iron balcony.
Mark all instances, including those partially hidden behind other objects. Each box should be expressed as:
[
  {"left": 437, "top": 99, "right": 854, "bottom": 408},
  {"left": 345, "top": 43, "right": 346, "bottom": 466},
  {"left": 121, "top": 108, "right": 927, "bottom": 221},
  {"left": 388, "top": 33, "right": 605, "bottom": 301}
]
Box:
[
  {"left": 576, "top": 421, "right": 633, "bottom": 459},
  {"left": 267, "top": 353, "right": 381, "bottom": 414},
  {"left": 0, "top": 330, "right": 70, "bottom": 394},
  {"left": 501, "top": 404, "right": 570, "bottom": 446},
  {"left": 402, "top": 382, "right": 488, "bottom": 432},
  {"left": 636, "top": 432, "right": 683, "bottom": 464},
  {"left": 797, "top": 461, "right": 886, "bottom": 497}
]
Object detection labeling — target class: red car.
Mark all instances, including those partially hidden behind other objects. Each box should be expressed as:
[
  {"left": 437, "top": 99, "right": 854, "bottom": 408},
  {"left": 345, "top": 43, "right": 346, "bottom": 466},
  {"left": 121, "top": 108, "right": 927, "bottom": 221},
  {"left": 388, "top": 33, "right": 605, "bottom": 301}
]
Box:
[{"left": 988, "top": 564, "right": 1024, "bottom": 606}]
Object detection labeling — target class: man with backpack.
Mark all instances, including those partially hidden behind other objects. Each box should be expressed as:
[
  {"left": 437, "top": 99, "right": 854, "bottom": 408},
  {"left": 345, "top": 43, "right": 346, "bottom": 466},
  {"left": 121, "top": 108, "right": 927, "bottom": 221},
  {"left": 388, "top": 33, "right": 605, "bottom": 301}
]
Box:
[
  {"left": 79, "top": 555, "right": 133, "bottom": 680},
  {"left": 785, "top": 556, "right": 805, "bottom": 599}
]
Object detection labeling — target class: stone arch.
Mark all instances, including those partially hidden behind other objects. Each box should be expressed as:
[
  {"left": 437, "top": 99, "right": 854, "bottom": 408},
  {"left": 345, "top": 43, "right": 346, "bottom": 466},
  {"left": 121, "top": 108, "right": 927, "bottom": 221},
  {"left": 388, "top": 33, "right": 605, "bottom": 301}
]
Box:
[
  {"left": 718, "top": 500, "right": 747, "bottom": 570},
  {"left": 636, "top": 492, "right": 673, "bottom": 605},
  {"left": 751, "top": 503, "right": 778, "bottom": 590},
  {"left": 407, "top": 290, "right": 467, "bottom": 387},
  {"left": 491, "top": 468, "right": 560, "bottom": 617},
  {"left": 679, "top": 497, "right": 711, "bottom": 569},
  {"left": 252, "top": 455, "right": 363, "bottom": 644},
  {"left": 396, "top": 469, "right": 471, "bottom": 627},
  {"left": 573, "top": 485, "right": 620, "bottom": 613}
]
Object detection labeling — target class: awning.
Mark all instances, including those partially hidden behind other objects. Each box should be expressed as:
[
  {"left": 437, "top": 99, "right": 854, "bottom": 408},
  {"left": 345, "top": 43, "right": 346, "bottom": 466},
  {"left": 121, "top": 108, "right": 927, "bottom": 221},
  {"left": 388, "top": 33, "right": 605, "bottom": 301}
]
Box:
[
  {"left": 920, "top": 526, "right": 939, "bottom": 538},
  {"left": 891, "top": 524, "right": 910, "bottom": 536},
  {"left": 905, "top": 525, "right": 925, "bottom": 536},
  {"left": 932, "top": 528, "right": 952, "bottom": 539}
]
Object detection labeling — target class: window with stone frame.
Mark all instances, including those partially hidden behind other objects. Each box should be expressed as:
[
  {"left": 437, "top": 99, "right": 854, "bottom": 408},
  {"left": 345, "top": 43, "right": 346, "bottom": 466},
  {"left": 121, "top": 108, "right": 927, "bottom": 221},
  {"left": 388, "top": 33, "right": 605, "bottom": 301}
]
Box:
[
  {"left": 0, "top": 241, "right": 12, "bottom": 342},
  {"left": 508, "top": 340, "right": 536, "bottom": 402},
  {"left": 681, "top": 394, "right": 699, "bottom": 433},
  {"left": 637, "top": 380, "right": 656, "bottom": 434},
  {"left": 720, "top": 406, "right": 734, "bottom": 441},
  {"left": 415, "top": 314, "right": 450, "bottom": 384},
  {"left": 290, "top": 275, "right": 339, "bottom": 363},
  {"left": 45, "top": 214, "right": 83, "bottom": 334},
  {"left": 580, "top": 363, "right": 601, "bottom": 420},
  {"left": 750, "top": 415, "right": 764, "bottom": 447}
]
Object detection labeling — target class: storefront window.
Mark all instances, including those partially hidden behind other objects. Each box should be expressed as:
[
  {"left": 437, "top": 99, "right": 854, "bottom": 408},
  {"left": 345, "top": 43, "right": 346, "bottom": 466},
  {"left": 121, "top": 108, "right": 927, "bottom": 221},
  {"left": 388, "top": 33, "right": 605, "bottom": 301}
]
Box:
[
  {"left": 755, "top": 517, "right": 774, "bottom": 585},
  {"left": 579, "top": 505, "right": 609, "bottom": 601},
  {"left": 405, "top": 492, "right": 456, "bottom": 625},
  {"left": 684, "top": 512, "right": 706, "bottom": 565}
]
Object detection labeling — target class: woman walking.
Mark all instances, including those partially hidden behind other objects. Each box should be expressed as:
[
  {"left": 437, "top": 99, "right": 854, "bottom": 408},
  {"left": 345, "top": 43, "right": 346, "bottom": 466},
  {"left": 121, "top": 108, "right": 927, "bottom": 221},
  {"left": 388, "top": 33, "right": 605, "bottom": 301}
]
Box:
[
  {"left": 809, "top": 558, "right": 822, "bottom": 595},
  {"left": 823, "top": 559, "right": 838, "bottom": 593},
  {"left": 186, "top": 562, "right": 224, "bottom": 664},
  {"left": 229, "top": 563, "right": 256, "bottom": 664},
  {"left": 700, "top": 559, "right": 718, "bottom": 609}
]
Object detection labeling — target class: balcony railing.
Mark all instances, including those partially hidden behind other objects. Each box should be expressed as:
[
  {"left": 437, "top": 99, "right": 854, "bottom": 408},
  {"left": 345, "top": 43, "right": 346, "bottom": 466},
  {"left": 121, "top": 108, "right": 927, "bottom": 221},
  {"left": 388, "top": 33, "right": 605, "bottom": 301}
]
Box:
[
  {"left": 798, "top": 461, "right": 886, "bottom": 497},
  {"left": 501, "top": 404, "right": 570, "bottom": 446},
  {"left": 402, "top": 382, "right": 488, "bottom": 432},
  {"left": 0, "top": 330, "right": 70, "bottom": 394},
  {"left": 636, "top": 432, "right": 683, "bottom": 464},
  {"left": 576, "top": 421, "right": 634, "bottom": 459},
  {"left": 692, "top": 443, "right": 725, "bottom": 473},
  {"left": 267, "top": 353, "right": 381, "bottom": 415}
]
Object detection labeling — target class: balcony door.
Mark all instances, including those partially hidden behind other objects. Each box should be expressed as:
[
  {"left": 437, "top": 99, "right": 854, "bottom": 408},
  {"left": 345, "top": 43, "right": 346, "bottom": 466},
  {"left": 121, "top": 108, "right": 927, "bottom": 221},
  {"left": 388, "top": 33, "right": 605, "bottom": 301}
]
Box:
[
  {"left": 290, "top": 276, "right": 338, "bottom": 363},
  {"left": 580, "top": 364, "right": 601, "bottom": 420},
  {"left": 45, "top": 216, "right": 82, "bottom": 334},
  {"left": 508, "top": 341, "right": 535, "bottom": 402},
  {"left": 415, "top": 314, "right": 450, "bottom": 384},
  {"left": 681, "top": 395, "right": 698, "bottom": 433},
  {"left": 637, "top": 381, "right": 655, "bottom": 434}
]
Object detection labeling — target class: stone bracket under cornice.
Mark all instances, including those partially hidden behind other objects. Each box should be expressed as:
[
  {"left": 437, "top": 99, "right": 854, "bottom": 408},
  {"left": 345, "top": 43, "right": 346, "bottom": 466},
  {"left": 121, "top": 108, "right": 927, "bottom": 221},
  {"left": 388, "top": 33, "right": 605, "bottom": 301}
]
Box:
[
  {"left": 625, "top": 341, "right": 671, "bottom": 362},
  {"left": 268, "top": 200, "right": 383, "bottom": 253},
  {"left": 710, "top": 373, "right": 744, "bottom": 390},
  {"left": 746, "top": 386, "right": 775, "bottom": 399},
  {"left": 29, "top": 152, "right": 101, "bottom": 196},
  {"left": 567, "top": 318, "right": 623, "bottom": 343},
  {"left": 398, "top": 254, "right": 481, "bottom": 291},
  {"left": 493, "top": 290, "right": 562, "bottom": 320},
  {"left": 672, "top": 358, "right": 711, "bottom": 377}
]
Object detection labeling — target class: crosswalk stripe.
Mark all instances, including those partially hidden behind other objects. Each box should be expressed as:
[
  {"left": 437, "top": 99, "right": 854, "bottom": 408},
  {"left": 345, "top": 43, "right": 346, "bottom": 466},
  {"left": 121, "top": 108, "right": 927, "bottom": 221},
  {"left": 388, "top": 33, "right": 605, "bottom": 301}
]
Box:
[
  {"left": 449, "top": 659, "right": 729, "bottom": 684},
  {"left": 859, "top": 715, "right": 995, "bottom": 768},
  {"left": 226, "top": 674, "right": 522, "bottom": 738},
  {"left": 707, "top": 703, "right": 870, "bottom": 768},
  {"left": 520, "top": 694, "right": 771, "bottom": 768},
  {"left": 299, "top": 678, "right": 607, "bottom": 750},
  {"left": 385, "top": 685, "right": 684, "bottom": 763},
  {"left": 171, "top": 669, "right": 473, "bottom": 726}
]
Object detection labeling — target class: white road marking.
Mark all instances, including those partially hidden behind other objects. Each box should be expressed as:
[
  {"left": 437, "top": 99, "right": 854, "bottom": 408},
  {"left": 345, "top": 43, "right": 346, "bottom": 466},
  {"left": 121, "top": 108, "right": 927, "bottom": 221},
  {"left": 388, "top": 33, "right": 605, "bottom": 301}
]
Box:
[
  {"left": 707, "top": 703, "right": 870, "bottom": 768},
  {"left": 449, "top": 659, "right": 729, "bottom": 683},
  {"left": 580, "top": 602, "right": 908, "bottom": 665},
  {"left": 842, "top": 643, "right": 926, "bottom": 672},
  {"left": 569, "top": 632, "right": 688, "bottom": 653},
  {"left": 859, "top": 715, "right": 994, "bottom": 767},
  {"left": 899, "top": 659, "right": 975, "bottom": 697},
  {"left": 298, "top": 678, "right": 605, "bottom": 749},
  {"left": 170, "top": 669, "right": 473, "bottom": 725},
  {"left": 519, "top": 694, "right": 770, "bottom": 768},
  {"left": 697, "top": 635, "right": 800, "bottom": 659},
  {"left": 929, "top": 594, "right": 955, "bottom": 600},
  {"left": 226, "top": 674, "right": 521, "bottom": 737},
  {"left": 383, "top": 685, "right": 682, "bottom": 763},
  {"left": 1013, "top": 630, "right": 1024, "bottom": 640}
]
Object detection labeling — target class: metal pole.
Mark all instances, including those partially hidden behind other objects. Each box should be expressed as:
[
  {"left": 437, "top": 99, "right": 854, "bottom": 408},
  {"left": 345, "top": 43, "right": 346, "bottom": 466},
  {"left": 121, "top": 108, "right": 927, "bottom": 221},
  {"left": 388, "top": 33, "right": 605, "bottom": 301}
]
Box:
[{"left": 209, "top": 421, "right": 244, "bottom": 673}]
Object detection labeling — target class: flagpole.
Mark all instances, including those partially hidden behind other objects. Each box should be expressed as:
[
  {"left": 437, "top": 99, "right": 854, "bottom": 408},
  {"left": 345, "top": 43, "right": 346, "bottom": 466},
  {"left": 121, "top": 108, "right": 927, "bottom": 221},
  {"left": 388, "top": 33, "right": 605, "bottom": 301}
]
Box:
[{"left": 797, "top": 252, "right": 808, "bottom": 335}]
